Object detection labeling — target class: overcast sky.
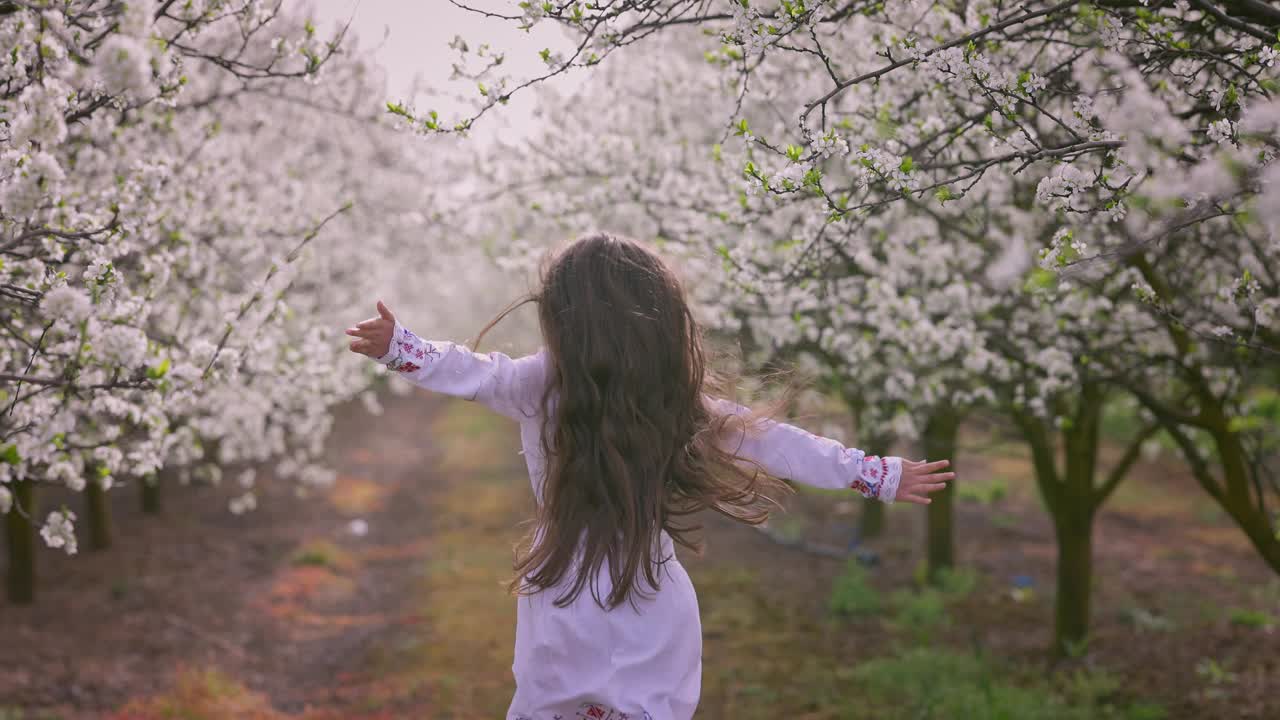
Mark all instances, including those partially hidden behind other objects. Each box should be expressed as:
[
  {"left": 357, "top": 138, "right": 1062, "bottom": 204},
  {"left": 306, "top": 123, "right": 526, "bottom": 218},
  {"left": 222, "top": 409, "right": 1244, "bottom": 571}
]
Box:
[{"left": 306, "top": 0, "right": 580, "bottom": 138}]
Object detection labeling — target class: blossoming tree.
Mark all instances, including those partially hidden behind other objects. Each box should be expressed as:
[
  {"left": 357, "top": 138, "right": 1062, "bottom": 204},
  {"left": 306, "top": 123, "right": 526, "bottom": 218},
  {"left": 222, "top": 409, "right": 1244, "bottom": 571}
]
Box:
[
  {"left": 405, "top": 0, "right": 1280, "bottom": 653},
  {"left": 0, "top": 0, "right": 498, "bottom": 604}
]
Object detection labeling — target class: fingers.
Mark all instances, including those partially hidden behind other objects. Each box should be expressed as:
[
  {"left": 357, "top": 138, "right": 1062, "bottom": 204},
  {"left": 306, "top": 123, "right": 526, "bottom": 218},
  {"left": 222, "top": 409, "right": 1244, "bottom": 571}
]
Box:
[
  {"left": 896, "top": 493, "right": 931, "bottom": 505},
  {"left": 910, "top": 459, "right": 951, "bottom": 474},
  {"left": 910, "top": 471, "right": 956, "bottom": 483},
  {"left": 377, "top": 299, "right": 395, "bottom": 322},
  {"left": 345, "top": 325, "right": 381, "bottom": 339}
]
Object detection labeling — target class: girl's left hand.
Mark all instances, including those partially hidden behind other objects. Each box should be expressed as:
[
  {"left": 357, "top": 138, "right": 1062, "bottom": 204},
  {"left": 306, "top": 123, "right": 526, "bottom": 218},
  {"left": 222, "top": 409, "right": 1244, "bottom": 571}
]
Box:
[
  {"left": 895, "top": 459, "right": 955, "bottom": 505},
  {"left": 345, "top": 300, "right": 396, "bottom": 358}
]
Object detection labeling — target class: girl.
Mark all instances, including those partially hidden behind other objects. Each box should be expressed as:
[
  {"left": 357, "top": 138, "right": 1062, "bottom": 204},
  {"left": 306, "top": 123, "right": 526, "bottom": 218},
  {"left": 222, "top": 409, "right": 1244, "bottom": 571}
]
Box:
[{"left": 346, "top": 233, "right": 953, "bottom": 720}]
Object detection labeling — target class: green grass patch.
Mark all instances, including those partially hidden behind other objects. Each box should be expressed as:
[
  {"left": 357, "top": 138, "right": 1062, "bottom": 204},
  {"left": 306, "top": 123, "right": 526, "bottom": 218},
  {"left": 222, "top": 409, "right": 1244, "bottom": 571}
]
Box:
[
  {"left": 367, "top": 399, "right": 531, "bottom": 718},
  {"left": 935, "top": 566, "right": 980, "bottom": 600},
  {"left": 1227, "top": 607, "right": 1275, "bottom": 629},
  {"left": 108, "top": 667, "right": 283, "bottom": 720},
  {"left": 289, "top": 540, "right": 352, "bottom": 570},
  {"left": 829, "top": 560, "right": 881, "bottom": 617},
  {"left": 853, "top": 648, "right": 1167, "bottom": 720},
  {"left": 0, "top": 708, "right": 65, "bottom": 720},
  {"left": 958, "top": 477, "right": 1009, "bottom": 505}
]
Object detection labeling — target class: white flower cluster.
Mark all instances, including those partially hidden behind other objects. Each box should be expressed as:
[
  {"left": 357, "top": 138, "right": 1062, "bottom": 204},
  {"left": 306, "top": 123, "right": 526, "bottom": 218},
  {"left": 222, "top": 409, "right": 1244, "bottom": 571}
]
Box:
[
  {"left": 1035, "top": 164, "right": 1097, "bottom": 212},
  {"left": 729, "top": 2, "right": 768, "bottom": 57},
  {"left": 0, "top": 1, "right": 495, "bottom": 561},
  {"left": 437, "top": 0, "right": 1280, "bottom": 530},
  {"left": 852, "top": 146, "right": 917, "bottom": 193}
]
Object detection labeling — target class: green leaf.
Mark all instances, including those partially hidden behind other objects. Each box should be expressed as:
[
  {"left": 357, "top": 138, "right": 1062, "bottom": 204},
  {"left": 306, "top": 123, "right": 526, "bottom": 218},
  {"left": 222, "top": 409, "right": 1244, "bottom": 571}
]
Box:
[
  {"left": 0, "top": 444, "right": 19, "bottom": 465},
  {"left": 146, "top": 358, "right": 171, "bottom": 380},
  {"left": 1023, "top": 267, "right": 1055, "bottom": 292},
  {"left": 1227, "top": 416, "right": 1265, "bottom": 433}
]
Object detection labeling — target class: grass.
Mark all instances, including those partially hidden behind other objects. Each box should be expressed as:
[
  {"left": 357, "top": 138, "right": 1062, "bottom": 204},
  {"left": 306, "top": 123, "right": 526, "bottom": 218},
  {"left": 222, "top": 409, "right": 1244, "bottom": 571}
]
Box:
[
  {"left": 101, "top": 401, "right": 1182, "bottom": 719},
  {"left": 957, "top": 477, "right": 1010, "bottom": 505},
  {"left": 107, "top": 668, "right": 283, "bottom": 720},
  {"left": 0, "top": 709, "right": 65, "bottom": 720},
  {"left": 1227, "top": 607, "right": 1275, "bottom": 629},
  {"left": 393, "top": 404, "right": 1172, "bottom": 720},
  {"left": 290, "top": 540, "right": 353, "bottom": 570},
  {"left": 853, "top": 650, "right": 1167, "bottom": 720},
  {"left": 361, "top": 399, "right": 532, "bottom": 718},
  {"left": 829, "top": 560, "right": 881, "bottom": 617}
]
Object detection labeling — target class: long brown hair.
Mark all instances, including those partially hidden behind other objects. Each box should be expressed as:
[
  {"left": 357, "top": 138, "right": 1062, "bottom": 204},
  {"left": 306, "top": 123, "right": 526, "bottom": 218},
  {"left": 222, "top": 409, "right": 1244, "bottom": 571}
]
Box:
[{"left": 479, "top": 233, "right": 790, "bottom": 610}]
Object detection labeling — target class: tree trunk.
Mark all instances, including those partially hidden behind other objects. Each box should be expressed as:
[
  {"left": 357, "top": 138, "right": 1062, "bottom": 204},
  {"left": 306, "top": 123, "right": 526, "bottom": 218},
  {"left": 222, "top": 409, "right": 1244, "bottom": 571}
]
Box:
[
  {"left": 5, "top": 479, "right": 36, "bottom": 604},
  {"left": 85, "top": 479, "right": 112, "bottom": 551},
  {"left": 141, "top": 472, "right": 162, "bottom": 515},
  {"left": 923, "top": 408, "right": 960, "bottom": 582},
  {"left": 861, "top": 496, "right": 885, "bottom": 539},
  {"left": 1127, "top": 256, "right": 1280, "bottom": 576},
  {"left": 1210, "top": 426, "right": 1280, "bottom": 575},
  {"left": 1049, "top": 381, "right": 1104, "bottom": 656},
  {"left": 1052, "top": 511, "right": 1094, "bottom": 655}
]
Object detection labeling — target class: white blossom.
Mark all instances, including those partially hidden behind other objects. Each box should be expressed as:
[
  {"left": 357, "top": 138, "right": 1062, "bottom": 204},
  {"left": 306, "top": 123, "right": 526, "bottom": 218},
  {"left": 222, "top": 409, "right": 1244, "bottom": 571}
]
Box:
[
  {"left": 40, "top": 510, "right": 78, "bottom": 555},
  {"left": 40, "top": 286, "right": 94, "bottom": 324}
]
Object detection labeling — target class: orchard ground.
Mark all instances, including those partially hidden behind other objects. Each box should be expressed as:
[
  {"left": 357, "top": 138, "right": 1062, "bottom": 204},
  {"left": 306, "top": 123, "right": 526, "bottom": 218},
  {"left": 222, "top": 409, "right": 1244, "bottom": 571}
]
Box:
[{"left": 1, "top": 389, "right": 1276, "bottom": 720}]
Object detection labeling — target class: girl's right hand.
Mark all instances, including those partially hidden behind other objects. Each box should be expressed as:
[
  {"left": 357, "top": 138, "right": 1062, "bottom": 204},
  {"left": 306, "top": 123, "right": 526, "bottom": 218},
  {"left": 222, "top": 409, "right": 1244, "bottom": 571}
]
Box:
[
  {"left": 895, "top": 459, "right": 955, "bottom": 505},
  {"left": 345, "top": 300, "right": 397, "bottom": 358}
]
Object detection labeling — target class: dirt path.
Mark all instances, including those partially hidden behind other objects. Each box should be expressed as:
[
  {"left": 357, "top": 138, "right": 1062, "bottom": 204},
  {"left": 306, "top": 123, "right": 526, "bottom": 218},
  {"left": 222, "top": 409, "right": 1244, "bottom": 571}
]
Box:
[
  {"left": 2, "top": 392, "right": 1277, "bottom": 719},
  {"left": 0, "top": 389, "right": 459, "bottom": 719}
]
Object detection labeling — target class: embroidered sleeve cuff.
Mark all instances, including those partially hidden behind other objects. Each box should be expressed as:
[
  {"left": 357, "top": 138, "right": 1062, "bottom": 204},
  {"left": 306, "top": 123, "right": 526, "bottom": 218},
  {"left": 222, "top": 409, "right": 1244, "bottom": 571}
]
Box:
[
  {"left": 372, "top": 320, "right": 446, "bottom": 374},
  {"left": 849, "top": 455, "right": 903, "bottom": 503}
]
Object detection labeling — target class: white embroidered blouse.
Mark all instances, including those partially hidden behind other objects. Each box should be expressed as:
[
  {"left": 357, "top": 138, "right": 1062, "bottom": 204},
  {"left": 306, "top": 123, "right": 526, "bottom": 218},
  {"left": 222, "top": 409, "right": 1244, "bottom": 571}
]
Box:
[{"left": 372, "top": 319, "right": 902, "bottom": 720}]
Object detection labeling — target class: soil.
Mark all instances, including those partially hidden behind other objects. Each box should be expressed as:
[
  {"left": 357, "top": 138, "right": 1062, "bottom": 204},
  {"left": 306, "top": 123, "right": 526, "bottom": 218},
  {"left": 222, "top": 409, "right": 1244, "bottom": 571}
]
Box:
[
  {"left": 1, "top": 392, "right": 1276, "bottom": 719},
  {"left": 0, "top": 390, "right": 450, "bottom": 718}
]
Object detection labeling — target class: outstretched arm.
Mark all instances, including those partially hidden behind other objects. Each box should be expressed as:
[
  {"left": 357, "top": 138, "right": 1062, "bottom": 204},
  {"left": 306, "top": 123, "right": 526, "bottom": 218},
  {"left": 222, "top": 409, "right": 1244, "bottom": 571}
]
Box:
[
  {"left": 346, "top": 301, "right": 545, "bottom": 421},
  {"left": 706, "top": 397, "right": 953, "bottom": 505}
]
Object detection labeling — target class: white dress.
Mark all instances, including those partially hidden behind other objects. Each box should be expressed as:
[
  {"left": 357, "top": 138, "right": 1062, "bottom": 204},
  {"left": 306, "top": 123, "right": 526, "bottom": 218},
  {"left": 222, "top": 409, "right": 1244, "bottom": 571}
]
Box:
[{"left": 372, "top": 319, "right": 902, "bottom": 720}]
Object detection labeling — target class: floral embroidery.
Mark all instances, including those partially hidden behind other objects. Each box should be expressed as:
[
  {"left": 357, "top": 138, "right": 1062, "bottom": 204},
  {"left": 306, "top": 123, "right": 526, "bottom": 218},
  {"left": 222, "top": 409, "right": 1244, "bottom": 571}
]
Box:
[
  {"left": 573, "top": 703, "right": 646, "bottom": 720},
  {"left": 382, "top": 322, "right": 441, "bottom": 374},
  {"left": 397, "top": 336, "right": 440, "bottom": 364},
  {"left": 847, "top": 452, "right": 897, "bottom": 501},
  {"left": 511, "top": 704, "right": 648, "bottom": 719},
  {"left": 386, "top": 357, "right": 421, "bottom": 374},
  {"left": 850, "top": 477, "right": 873, "bottom": 497}
]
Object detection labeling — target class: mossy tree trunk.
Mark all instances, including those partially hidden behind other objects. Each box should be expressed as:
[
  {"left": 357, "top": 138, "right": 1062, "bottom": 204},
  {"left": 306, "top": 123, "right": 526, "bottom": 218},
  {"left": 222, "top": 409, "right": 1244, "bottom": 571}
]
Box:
[
  {"left": 1127, "top": 255, "right": 1280, "bottom": 576},
  {"left": 1156, "top": 396, "right": 1280, "bottom": 575},
  {"left": 842, "top": 396, "right": 895, "bottom": 541},
  {"left": 5, "top": 478, "right": 36, "bottom": 604},
  {"left": 1053, "top": 509, "right": 1094, "bottom": 654},
  {"left": 861, "top": 495, "right": 886, "bottom": 540},
  {"left": 85, "top": 476, "right": 112, "bottom": 551},
  {"left": 923, "top": 407, "right": 960, "bottom": 582},
  {"left": 1016, "top": 380, "right": 1151, "bottom": 656},
  {"left": 141, "top": 471, "right": 162, "bottom": 514}
]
